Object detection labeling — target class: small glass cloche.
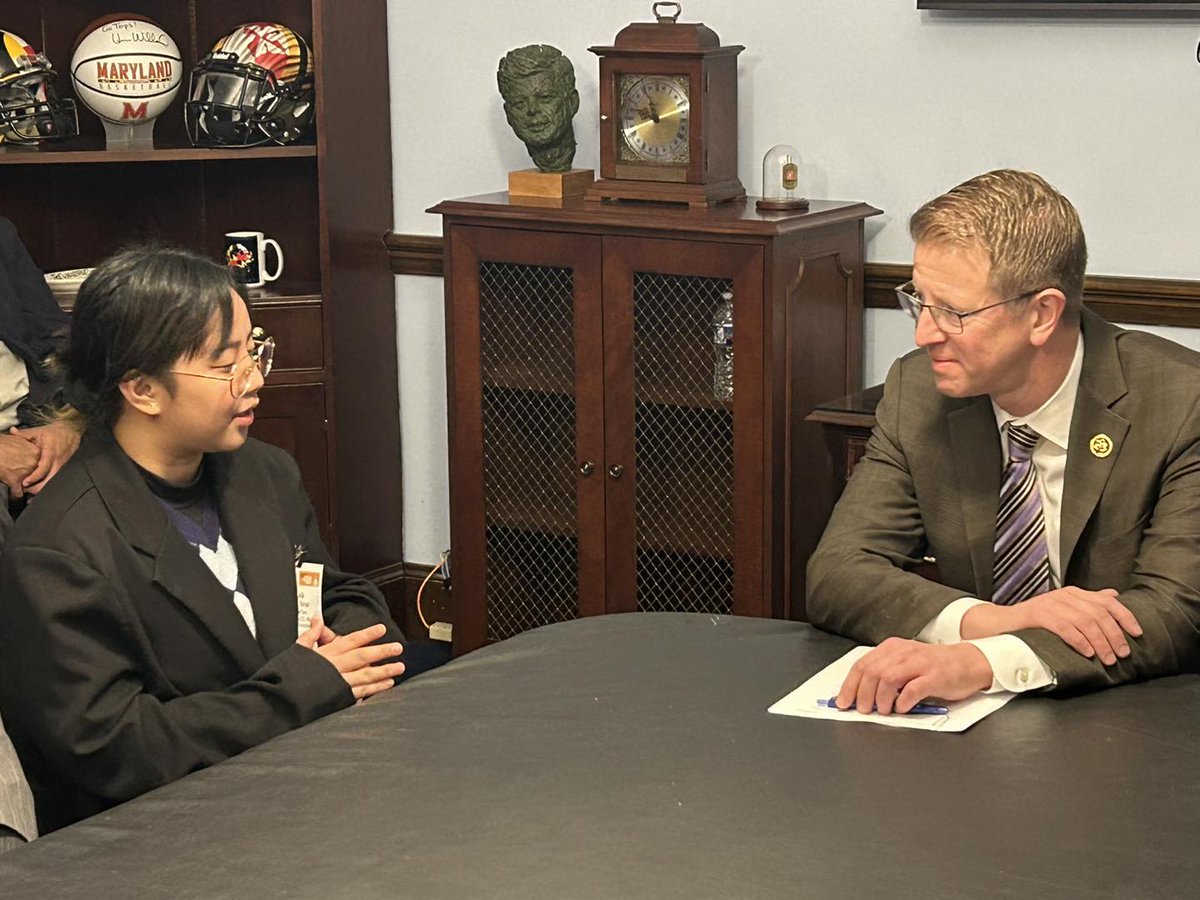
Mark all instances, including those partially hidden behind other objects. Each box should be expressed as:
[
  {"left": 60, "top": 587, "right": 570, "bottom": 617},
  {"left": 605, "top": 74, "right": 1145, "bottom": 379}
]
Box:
[{"left": 756, "top": 143, "right": 809, "bottom": 212}]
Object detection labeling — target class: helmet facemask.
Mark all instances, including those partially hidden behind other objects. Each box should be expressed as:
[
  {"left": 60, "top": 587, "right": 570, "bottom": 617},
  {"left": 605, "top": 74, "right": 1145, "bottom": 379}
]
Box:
[
  {"left": 0, "top": 63, "right": 78, "bottom": 143},
  {"left": 185, "top": 50, "right": 313, "bottom": 147}
]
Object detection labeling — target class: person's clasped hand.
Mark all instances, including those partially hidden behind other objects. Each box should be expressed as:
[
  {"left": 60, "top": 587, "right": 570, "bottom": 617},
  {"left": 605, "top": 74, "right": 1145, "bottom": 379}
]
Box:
[
  {"left": 10, "top": 420, "right": 82, "bottom": 495},
  {"left": 296, "top": 617, "right": 405, "bottom": 702},
  {"left": 0, "top": 431, "right": 40, "bottom": 499},
  {"left": 961, "top": 587, "right": 1142, "bottom": 665}
]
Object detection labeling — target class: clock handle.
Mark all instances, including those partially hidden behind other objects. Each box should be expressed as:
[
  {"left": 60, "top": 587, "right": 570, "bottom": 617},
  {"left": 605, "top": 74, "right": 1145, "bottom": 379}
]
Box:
[{"left": 653, "top": 2, "right": 682, "bottom": 24}]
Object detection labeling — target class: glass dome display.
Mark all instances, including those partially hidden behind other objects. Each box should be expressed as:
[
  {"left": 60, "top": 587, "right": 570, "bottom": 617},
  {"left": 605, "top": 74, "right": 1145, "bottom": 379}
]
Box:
[{"left": 756, "top": 143, "right": 809, "bottom": 212}]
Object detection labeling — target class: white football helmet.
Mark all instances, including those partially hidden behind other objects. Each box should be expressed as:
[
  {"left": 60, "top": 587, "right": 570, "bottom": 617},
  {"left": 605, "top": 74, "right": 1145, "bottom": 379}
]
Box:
[{"left": 186, "top": 22, "right": 315, "bottom": 147}]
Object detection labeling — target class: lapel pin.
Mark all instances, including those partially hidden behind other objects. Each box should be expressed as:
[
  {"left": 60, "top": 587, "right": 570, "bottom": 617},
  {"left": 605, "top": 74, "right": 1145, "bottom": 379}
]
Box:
[{"left": 1089, "top": 434, "right": 1113, "bottom": 458}]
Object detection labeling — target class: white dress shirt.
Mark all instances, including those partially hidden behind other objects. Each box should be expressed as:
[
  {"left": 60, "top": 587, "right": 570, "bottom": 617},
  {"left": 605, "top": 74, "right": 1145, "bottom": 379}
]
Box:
[
  {"left": 0, "top": 342, "right": 28, "bottom": 432},
  {"left": 917, "top": 332, "right": 1085, "bottom": 693}
]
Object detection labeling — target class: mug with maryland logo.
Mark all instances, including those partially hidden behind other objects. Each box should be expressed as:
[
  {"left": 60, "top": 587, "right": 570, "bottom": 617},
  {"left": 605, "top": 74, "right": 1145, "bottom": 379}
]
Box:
[{"left": 223, "top": 231, "right": 284, "bottom": 289}]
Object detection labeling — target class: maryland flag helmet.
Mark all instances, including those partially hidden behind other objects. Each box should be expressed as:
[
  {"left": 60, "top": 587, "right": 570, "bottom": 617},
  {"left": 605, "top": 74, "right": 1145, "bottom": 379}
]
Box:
[
  {"left": 0, "top": 30, "right": 78, "bottom": 144},
  {"left": 185, "top": 22, "right": 315, "bottom": 147}
]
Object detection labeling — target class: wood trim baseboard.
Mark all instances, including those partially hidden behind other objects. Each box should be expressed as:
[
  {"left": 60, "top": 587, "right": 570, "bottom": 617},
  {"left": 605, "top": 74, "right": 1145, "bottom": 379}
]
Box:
[
  {"left": 389, "top": 231, "right": 1200, "bottom": 328},
  {"left": 363, "top": 560, "right": 407, "bottom": 586},
  {"left": 367, "top": 560, "right": 455, "bottom": 643}
]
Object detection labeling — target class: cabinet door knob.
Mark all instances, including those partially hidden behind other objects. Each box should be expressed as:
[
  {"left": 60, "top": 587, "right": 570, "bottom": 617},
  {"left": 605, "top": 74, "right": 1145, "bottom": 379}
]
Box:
[
  {"left": 579, "top": 461, "right": 595, "bottom": 476},
  {"left": 608, "top": 464, "right": 624, "bottom": 479}
]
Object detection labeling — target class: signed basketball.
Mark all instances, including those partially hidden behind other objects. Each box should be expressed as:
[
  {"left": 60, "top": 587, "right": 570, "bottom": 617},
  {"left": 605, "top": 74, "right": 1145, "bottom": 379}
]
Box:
[{"left": 71, "top": 15, "right": 182, "bottom": 125}]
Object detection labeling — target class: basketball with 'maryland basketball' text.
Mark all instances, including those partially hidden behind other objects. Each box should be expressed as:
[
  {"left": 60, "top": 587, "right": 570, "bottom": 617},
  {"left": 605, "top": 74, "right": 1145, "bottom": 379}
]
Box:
[{"left": 70, "top": 15, "right": 182, "bottom": 126}]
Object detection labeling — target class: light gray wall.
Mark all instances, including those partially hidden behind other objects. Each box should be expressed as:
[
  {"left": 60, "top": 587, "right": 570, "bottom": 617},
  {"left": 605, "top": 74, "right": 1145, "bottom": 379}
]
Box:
[{"left": 388, "top": 0, "right": 1200, "bottom": 564}]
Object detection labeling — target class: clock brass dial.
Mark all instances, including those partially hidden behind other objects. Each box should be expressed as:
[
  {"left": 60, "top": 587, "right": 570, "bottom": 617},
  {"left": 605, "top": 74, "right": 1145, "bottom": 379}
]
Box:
[{"left": 617, "top": 74, "right": 690, "bottom": 165}]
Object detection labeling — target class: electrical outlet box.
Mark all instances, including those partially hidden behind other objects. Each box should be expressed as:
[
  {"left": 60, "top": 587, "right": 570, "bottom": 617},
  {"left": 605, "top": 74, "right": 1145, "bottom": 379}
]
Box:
[{"left": 429, "top": 621, "right": 453, "bottom": 642}]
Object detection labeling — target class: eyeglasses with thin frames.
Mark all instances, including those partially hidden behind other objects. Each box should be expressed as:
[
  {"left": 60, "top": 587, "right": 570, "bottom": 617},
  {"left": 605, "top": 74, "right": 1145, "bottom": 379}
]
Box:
[
  {"left": 170, "top": 331, "right": 275, "bottom": 399},
  {"left": 894, "top": 281, "right": 1049, "bottom": 334}
]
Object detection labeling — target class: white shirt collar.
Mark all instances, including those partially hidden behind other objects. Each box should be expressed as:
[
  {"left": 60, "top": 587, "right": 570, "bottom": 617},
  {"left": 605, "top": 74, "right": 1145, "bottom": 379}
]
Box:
[{"left": 992, "top": 331, "right": 1085, "bottom": 450}]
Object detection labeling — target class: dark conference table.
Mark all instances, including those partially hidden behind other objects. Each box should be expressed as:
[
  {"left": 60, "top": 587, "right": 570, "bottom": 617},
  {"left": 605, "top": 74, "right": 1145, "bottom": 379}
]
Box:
[{"left": 2, "top": 612, "right": 1198, "bottom": 899}]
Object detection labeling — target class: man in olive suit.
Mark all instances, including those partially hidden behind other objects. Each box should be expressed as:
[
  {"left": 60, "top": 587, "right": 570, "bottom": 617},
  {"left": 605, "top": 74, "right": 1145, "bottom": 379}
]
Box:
[{"left": 808, "top": 169, "right": 1200, "bottom": 713}]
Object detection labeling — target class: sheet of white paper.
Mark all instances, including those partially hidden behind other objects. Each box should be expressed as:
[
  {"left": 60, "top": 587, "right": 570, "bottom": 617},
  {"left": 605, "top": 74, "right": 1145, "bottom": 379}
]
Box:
[{"left": 768, "top": 646, "right": 1016, "bottom": 733}]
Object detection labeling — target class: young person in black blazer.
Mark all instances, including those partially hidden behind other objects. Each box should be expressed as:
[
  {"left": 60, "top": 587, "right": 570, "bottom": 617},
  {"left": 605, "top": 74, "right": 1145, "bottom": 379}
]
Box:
[{"left": 0, "top": 246, "right": 419, "bottom": 833}]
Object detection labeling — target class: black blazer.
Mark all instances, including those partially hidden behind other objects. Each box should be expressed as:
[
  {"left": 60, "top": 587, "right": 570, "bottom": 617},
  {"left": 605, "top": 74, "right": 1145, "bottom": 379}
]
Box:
[{"left": 0, "top": 431, "right": 406, "bottom": 832}]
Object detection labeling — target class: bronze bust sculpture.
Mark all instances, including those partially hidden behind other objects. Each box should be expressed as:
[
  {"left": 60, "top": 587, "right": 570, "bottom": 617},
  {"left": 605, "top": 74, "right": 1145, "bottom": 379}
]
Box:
[{"left": 497, "top": 45, "right": 579, "bottom": 173}]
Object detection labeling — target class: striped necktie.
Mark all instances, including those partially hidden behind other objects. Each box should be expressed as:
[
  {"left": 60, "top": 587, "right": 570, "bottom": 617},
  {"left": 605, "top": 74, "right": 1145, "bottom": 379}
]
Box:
[{"left": 992, "top": 423, "right": 1052, "bottom": 605}]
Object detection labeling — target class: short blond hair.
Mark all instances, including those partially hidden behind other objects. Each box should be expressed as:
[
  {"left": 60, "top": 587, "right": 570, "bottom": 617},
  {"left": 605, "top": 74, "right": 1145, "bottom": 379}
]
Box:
[{"left": 909, "top": 169, "right": 1087, "bottom": 315}]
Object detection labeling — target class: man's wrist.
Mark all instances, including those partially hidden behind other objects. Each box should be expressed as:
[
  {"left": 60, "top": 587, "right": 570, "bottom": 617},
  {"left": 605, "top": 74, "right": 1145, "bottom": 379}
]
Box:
[
  {"left": 954, "top": 642, "right": 996, "bottom": 692},
  {"left": 961, "top": 602, "right": 1022, "bottom": 640},
  {"left": 966, "top": 635, "right": 1057, "bottom": 692},
  {"left": 917, "top": 597, "right": 984, "bottom": 645}
]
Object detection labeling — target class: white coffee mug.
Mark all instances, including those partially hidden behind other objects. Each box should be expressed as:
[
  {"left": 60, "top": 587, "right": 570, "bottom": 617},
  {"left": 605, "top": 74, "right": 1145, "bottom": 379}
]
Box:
[{"left": 223, "top": 231, "right": 284, "bottom": 289}]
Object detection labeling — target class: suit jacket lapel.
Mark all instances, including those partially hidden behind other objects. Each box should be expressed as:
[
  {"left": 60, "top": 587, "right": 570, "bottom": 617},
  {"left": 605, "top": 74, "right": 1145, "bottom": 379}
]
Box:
[
  {"left": 948, "top": 397, "right": 1003, "bottom": 600},
  {"left": 1061, "top": 310, "right": 1130, "bottom": 572},
  {"left": 210, "top": 449, "right": 299, "bottom": 660},
  {"left": 150, "top": 531, "right": 268, "bottom": 673},
  {"left": 82, "top": 431, "right": 267, "bottom": 674}
]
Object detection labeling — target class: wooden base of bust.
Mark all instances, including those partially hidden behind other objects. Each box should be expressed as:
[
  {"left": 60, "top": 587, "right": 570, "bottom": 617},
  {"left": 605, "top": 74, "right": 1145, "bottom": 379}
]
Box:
[{"left": 508, "top": 168, "right": 595, "bottom": 199}]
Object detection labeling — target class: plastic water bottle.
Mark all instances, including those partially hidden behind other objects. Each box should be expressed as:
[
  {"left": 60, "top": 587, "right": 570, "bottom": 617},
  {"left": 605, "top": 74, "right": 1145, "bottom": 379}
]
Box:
[{"left": 712, "top": 290, "right": 734, "bottom": 403}]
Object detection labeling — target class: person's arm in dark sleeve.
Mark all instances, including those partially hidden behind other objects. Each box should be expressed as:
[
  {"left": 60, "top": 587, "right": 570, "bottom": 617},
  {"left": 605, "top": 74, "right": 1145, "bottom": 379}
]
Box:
[
  {"left": 0, "top": 547, "right": 354, "bottom": 810},
  {"left": 266, "top": 446, "right": 439, "bottom": 678}
]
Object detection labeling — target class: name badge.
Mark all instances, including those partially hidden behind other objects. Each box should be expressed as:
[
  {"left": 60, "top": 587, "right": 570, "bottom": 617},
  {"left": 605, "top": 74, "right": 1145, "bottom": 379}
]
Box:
[{"left": 295, "top": 561, "right": 325, "bottom": 638}]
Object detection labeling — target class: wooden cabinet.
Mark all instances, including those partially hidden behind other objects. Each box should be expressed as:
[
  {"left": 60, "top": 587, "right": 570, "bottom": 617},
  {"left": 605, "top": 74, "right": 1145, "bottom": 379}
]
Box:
[
  {"left": 434, "top": 194, "right": 881, "bottom": 654},
  {"left": 1, "top": 1, "right": 401, "bottom": 578},
  {"left": 807, "top": 385, "right": 942, "bottom": 583},
  {"left": 806, "top": 384, "right": 883, "bottom": 502}
]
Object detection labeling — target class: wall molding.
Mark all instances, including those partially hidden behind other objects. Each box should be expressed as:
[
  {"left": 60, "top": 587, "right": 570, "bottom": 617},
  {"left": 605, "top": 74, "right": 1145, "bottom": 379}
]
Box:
[
  {"left": 388, "top": 231, "right": 1200, "bottom": 328},
  {"left": 386, "top": 233, "right": 444, "bottom": 276},
  {"left": 864, "top": 262, "right": 1200, "bottom": 328}
]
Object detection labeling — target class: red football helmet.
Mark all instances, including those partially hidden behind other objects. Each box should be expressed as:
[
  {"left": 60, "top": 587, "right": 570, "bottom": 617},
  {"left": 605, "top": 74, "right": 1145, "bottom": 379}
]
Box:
[{"left": 0, "top": 30, "right": 78, "bottom": 143}]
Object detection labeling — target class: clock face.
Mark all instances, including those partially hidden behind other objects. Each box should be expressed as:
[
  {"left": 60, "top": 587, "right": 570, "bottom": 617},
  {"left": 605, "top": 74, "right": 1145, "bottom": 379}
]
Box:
[{"left": 617, "top": 74, "right": 690, "bottom": 165}]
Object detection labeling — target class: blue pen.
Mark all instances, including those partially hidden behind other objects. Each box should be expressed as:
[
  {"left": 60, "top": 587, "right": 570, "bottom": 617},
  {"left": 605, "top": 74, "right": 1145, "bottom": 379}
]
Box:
[{"left": 817, "top": 697, "right": 949, "bottom": 716}]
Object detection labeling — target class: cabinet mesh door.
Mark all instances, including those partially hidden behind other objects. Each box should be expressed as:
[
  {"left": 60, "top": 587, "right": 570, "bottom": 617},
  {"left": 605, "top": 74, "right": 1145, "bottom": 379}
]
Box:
[
  {"left": 479, "top": 261, "right": 579, "bottom": 641},
  {"left": 632, "top": 272, "right": 735, "bottom": 614}
]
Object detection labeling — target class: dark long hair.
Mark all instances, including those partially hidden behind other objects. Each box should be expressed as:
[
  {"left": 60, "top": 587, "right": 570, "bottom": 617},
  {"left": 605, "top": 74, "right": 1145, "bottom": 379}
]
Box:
[{"left": 65, "top": 245, "right": 236, "bottom": 429}]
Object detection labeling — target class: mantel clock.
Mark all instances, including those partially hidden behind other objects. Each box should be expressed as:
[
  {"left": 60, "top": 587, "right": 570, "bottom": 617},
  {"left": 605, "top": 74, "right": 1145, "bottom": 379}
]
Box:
[{"left": 586, "top": 2, "right": 744, "bottom": 208}]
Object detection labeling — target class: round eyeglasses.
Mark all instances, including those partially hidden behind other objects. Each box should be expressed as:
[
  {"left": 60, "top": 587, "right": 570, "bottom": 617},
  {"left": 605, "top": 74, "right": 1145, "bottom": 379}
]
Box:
[
  {"left": 894, "top": 281, "right": 1048, "bottom": 335},
  {"left": 170, "top": 330, "right": 275, "bottom": 399}
]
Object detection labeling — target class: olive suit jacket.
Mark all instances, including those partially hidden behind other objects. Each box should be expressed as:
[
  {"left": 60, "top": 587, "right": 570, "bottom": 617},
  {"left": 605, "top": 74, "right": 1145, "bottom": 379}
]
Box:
[
  {"left": 0, "top": 432, "right": 407, "bottom": 833},
  {"left": 808, "top": 309, "right": 1200, "bottom": 692}
]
